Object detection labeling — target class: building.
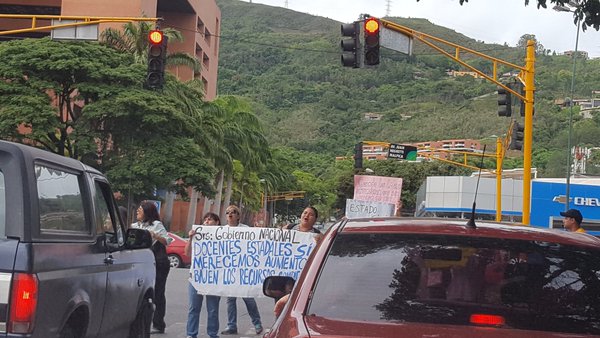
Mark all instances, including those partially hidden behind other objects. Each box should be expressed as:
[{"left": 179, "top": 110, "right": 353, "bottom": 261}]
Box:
[
  {"left": 415, "top": 175, "right": 600, "bottom": 235},
  {"left": 413, "top": 138, "right": 482, "bottom": 160},
  {"left": 0, "top": 0, "right": 221, "bottom": 99}
]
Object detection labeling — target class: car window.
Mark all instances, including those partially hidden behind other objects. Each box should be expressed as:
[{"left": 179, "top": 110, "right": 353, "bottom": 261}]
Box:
[
  {"left": 93, "top": 180, "right": 124, "bottom": 246},
  {"left": 0, "top": 171, "right": 5, "bottom": 236},
  {"left": 308, "top": 233, "right": 600, "bottom": 335},
  {"left": 36, "top": 165, "right": 87, "bottom": 233}
]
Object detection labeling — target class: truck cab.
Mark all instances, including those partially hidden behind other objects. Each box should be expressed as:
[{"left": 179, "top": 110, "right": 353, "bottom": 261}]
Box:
[{"left": 0, "top": 140, "right": 155, "bottom": 338}]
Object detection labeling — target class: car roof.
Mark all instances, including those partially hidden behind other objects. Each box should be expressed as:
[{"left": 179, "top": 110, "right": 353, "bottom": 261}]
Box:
[
  {"left": 339, "top": 217, "right": 600, "bottom": 250},
  {"left": 0, "top": 139, "right": 101, "bottom": 174}
]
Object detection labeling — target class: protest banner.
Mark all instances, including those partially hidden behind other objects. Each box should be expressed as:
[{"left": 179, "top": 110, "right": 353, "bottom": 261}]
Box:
[
  {"left": 353, "top": 175, "right": 403, "bottom": 206},
  {"left": 345, "top": 198, "right": 395, "bottom": 218},
  {"left": 188, "top": 226, "right": 317, "bottom": 298}
]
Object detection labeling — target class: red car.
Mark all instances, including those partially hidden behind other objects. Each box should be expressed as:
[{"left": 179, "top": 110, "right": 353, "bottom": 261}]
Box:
[
  {"left": 264, "top": 217, "right": 600, "bottom": 337},
  {"left": 166, "top": 232, "right": 191, "bottom": 268}
]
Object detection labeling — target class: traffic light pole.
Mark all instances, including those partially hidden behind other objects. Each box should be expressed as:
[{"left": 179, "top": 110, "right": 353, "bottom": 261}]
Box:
[
  {"left": 522, "top": 41, "right": 536, "bottom": 225},
  {"left": 373, "top": 18, "right": 535, "bottom": 224},
  {"left": 0, "top": 14, "right": 160, "bottom": 36}
]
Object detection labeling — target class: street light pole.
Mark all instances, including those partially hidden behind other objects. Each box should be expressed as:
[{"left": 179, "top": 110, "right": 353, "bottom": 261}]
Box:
[{"left": 554, "top": 2, "right": 581, "bottom": 211}]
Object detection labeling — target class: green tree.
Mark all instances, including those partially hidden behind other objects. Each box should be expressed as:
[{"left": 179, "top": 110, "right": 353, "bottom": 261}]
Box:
[{"left": 0, "top": 38, "right": 216, "bottom": 201}]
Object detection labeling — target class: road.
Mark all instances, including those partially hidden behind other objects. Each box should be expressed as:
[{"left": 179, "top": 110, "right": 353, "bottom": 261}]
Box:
[{"left": 162, "top": 267, "right": 277, "bottom": 338}]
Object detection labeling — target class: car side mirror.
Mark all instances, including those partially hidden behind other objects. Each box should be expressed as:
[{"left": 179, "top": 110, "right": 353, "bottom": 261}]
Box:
[
  {"left": 125, "top": 228, "right": 153, "bottom": 249},
  {"left": 263, "top": 276, "right": 295, "bottom": 301}
]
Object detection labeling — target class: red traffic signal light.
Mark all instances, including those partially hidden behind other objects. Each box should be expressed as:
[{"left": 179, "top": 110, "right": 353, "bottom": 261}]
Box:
[
  {"left": 146, "top": 30, "right": 168, "bottom": 90},
  {"left": 364, "top": 18, "right": 380, "bottom": 66},
  {"left": 148, "top": 30, "right": 164, "bottom": 45}
]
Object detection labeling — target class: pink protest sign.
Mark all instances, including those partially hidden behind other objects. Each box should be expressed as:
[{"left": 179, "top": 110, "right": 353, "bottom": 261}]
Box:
[{"left": 353, "top": 175, "right": 403, "bottom": 206}]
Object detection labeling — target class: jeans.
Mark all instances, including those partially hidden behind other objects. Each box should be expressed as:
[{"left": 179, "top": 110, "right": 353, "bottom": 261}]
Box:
[
  {"left": 225, "top": 297, "right": 262, "bottom": 331},
  {"left": 187, "top": 283, "right": 221, "bottom": 338}
]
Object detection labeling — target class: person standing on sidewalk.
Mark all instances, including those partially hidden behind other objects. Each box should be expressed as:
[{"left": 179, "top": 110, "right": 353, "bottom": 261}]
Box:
[
  {"left": 221, "top": 205, "right": 263, "bottom": 335},
  {"left": 561, "top": 208, "right": 586, "bottom": 233},
  {"left": 131, "top": 201, "right": 172, "bottom": 334},
  {"left": 185, "top": 212, "right": 222, "bottom": 338}
]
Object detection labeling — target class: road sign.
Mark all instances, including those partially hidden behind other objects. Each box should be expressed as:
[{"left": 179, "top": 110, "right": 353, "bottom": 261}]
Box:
[
  {"left": 380, "top": 26, "right": 412, "bottom": 55},
  {"left": 388, "top": 144, "right": 417, "bottom": 160}
]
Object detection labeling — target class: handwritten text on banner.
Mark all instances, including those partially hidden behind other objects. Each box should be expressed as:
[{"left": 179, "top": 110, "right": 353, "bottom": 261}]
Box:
[
  {"left": 353, "top": 175, "right": 403, "bottom": 205},
  {"left": 189, "top": 226, "right": 317, "bottom": 298},
  {"left": 345, "top": 198, "right": 395, "bottom": 219}
]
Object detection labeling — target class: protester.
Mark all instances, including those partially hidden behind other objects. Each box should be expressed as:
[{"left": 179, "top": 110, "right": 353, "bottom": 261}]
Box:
[
  {"left": 561, "top": 208, "right": 586, "bottom": 233},
  {"left": 131, "top": 201, "right": 172, "bottom": 334},
  {"left": 286, "top": 206, "right": 321, "bottom": 234},
  {"left": 221, "top": 205, "right": 263, "bottom": 335},
  {"left": 274, "top": 206, "right": 323, "bottom": 317},
  {"left": 185, "top": 212, "right": 221, "bottom": 338}
]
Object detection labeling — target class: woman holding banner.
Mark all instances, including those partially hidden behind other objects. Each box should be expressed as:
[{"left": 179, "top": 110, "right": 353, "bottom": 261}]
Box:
[
  {"left": 221, "top": 205, "right": 264, "bottom": 335},
  {"left": 274, "top": 206, "right": 323, "bottom": 317},
  {"left": 185, "top": 212, "right": 222, "bottom": 338}
]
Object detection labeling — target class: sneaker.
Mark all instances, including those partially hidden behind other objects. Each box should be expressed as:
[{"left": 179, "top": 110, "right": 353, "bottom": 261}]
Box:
[
  {"left": 255, "top": 326, "right": 264, "bottom": 335},
  {"left": 221, "top": 328, "right": 238, "bottom": 335}
]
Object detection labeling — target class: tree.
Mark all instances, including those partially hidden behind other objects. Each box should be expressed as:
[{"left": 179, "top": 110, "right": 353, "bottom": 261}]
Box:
[
  {"left": 0, "top": 38, "right": 216, "bottom": 201},
  {"left": 445, "top": 0, "right": 600, "bottom": 31},
  {"left": 516, "top": 34, "right": 546, "bottom": 55}
]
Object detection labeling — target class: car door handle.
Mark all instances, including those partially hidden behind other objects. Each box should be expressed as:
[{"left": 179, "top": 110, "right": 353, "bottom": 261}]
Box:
[{"left": 104, "top": 255, "right": 114, "bottom": 265}]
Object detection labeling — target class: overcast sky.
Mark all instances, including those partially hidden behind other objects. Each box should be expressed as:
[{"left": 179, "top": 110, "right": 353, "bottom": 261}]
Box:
[{"left": 246, "top": 0, "right": 600, "bottom": 58}]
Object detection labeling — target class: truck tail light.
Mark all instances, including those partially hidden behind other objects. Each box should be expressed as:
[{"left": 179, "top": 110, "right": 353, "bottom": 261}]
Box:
[{"left": 9, "top": 273, "right": 38, "bottom": 334}]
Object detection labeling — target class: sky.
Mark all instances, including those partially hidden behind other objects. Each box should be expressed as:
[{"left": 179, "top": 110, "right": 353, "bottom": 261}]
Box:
[{"left": 246, "top": 0, "right": 600, "bottom": 58}]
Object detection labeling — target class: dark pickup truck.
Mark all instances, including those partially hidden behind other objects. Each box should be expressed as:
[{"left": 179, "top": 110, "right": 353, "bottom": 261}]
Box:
[{"left": 0, "top": 140, "right": 155, "bottom": 338}]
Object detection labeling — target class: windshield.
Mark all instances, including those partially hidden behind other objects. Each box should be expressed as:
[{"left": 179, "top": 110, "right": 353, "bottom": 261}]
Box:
[{"left": 308, "top": 233, "right": 600, "bottom": 334}]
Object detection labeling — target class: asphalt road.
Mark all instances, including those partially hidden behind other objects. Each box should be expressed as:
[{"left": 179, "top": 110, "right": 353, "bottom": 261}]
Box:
[{"left": 161, "top": 267, "right": 277, "bottom": 338}]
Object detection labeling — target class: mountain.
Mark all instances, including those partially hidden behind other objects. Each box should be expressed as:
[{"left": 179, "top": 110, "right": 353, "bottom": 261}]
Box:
[{"left": 215, "top": 0, "right": 600, "bottom": 176}]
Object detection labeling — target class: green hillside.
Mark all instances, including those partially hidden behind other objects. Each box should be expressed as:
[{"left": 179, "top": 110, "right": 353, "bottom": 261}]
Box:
[{"left": 216, "top": 0, "right": 600, "bottom": 177}]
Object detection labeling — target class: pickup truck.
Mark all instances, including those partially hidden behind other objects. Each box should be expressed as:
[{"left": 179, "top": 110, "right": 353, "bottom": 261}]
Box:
[{"left": 0, "top": 140, "right": 156, "bottom": 338}]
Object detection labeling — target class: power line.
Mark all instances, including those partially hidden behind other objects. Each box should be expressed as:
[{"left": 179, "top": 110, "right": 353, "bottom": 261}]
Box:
[{"left": 163, "top": 23, "right": 516, "bottom": 58}]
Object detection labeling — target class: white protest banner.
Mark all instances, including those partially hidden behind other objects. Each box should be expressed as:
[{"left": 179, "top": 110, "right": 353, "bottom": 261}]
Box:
[
  {"left": 345, "top": 198, "right": 395, "bottom": 218},
  {"left": 189, "top": 226, "right": 317, "bottom": 298},
  {"left": 353, "top": 175, "right": 403, "bottom": 206}
]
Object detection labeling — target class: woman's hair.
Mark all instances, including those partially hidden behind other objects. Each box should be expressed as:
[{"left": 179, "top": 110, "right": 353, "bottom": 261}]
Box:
[
  {"left": 226, "top": 205, "right": 241, "bottom": 214},
  {"left": 306, "top": 206, "right": 319, "bottom": 219},
  {"left": 140, "top": 201, "right": 161, "bottom": 223},
  {"left": 203, "top": 212, "right": 221, "bottom": 224}
]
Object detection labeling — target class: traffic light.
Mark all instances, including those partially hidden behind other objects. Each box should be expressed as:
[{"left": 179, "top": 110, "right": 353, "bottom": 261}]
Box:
[
  {"left": 354, "top": 142, "right": 363, "bottom": 169},
  {"left": 363, "top": 18, "right": 380, "bottom": 66},
  {"left": 146, "top": 30, "right": 168, "bottom": 90},
  {"left": 341, "top": 21, "right": 360, "bottom": 68},
  {"left": 497, "top": 85, "right": 512, "bottom": 117},
  {"left": 509, "top": 122, "right": 524, "bottom": 151}
]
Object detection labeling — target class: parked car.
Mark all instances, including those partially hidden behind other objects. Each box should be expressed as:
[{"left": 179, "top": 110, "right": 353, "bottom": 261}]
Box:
[
  {"left": 166, "top": 232, "right": 191, "bottom": 268},
  {"left": 264, "top": 217, "right": 600, "bottom": 337},
  {"left": 0, "top": 140, "right": 155, "bottom": 338}
]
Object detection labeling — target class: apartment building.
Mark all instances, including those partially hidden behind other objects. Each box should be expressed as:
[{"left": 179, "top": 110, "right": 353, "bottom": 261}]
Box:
[{"left": 0, "top": 0, "right": 220, "bottom": 99}]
